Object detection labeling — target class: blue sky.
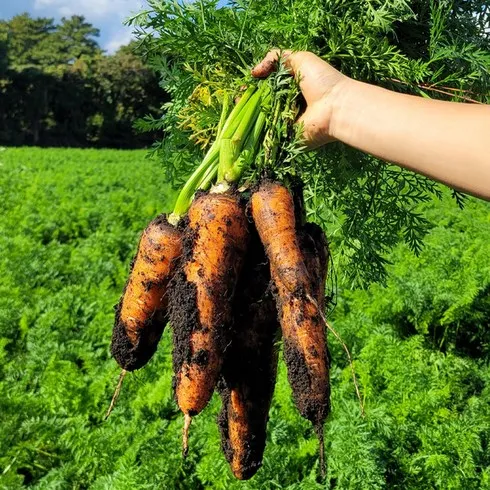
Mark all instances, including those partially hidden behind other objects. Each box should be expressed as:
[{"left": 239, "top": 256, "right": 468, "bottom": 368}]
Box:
[{"left": 0, "top": 0, "right": 147, "bottom": 53}]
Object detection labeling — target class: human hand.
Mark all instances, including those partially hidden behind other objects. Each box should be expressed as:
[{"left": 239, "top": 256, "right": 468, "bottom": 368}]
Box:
[{"left": 252, "top": 50, "right": 350, "bottom": 149}]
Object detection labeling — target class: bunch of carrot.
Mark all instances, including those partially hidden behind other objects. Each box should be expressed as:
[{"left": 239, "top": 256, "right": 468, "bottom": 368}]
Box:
[{"left": 109, "top": 80, "right": 332, "bottom": 480}]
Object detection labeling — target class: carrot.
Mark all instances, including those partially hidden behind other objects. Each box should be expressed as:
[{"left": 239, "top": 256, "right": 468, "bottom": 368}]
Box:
[
  {"left": 302, "top": 222, "right": 329, "bottom": 312},
  {"left": 299, "top": 222, "right": 331, "bottom": 474},
  {"left": 251, "top": 181, "right": 330, "bottom": 468},
  {"left": 111, "top": 214, "right": 182, "bottom": 371},
  {"left": 169, "top": 190, "right": 249, "bottom": 452},
  {"left": 217, "top": 229, "right": 280, "bottom": 480}
]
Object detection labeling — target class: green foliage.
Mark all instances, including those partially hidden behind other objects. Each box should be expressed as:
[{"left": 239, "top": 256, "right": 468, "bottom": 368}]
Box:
[
  {"left": 1, "top": 148, "right": 490, "bottom": 488},
  {"left": 1, "top": 14, "right": 101, "bottom": 68},
  {"left": 37, "top": 16, "right": 101, "bottom": 66},
  {"left": 0, "top": 14, "right": 166, "bottom": 148},
  {"left": 0, "top": 148, "right": 175, "bottom": 488},
  {"left": 91, "top": 45, "right": 166, "bottom": 148},
  {"left": 1, "top": 13, "right": 57, "bottom": 67},
  {"left": 0, "top": 25, "right": 9, "bottom": 75},
  {"left": 132, "top": 0, "right": 490, "bottom": 285},
  {"left": 335, "top": 194, "right": 490, "bottom": 355}
]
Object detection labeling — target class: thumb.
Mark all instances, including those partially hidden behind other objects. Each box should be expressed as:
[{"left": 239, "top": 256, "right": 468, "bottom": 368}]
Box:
[{"left": 251, "top": 49, "right": 294, "bottom": 78}]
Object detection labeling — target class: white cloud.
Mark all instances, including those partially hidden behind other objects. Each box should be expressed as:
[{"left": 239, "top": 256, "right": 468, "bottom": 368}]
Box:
[
  {"left": 33, "top": 0, "right": 144, "bottom": 52},
  {"left": 58, "top": 6, "right": 72, "bottom": 16},
  {"left": 34, "top": 0, "right": 145, "bottom": 21},
  {"left": 104, "top": 28, "right": 134, "bottom": 54}
]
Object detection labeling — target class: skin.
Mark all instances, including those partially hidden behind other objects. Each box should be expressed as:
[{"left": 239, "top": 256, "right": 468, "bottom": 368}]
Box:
[
  {"left": 120, "top": 218, "right": 182, "bottom": 344},
  {"left": 252, "top": 50, "right": 490, "bottom": 201},
  {"left": 176, "top": 192, "right": 249, "bottom": 415}
]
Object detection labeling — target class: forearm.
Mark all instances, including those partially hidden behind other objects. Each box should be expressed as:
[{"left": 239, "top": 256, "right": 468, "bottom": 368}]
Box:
[{"left": 330, "top": 80, "right": 490, "bottom": 200}]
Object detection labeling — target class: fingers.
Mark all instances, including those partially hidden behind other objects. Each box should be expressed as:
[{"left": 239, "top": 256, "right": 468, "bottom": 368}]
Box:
[
  {"left": 296, "top": 99, "right": 333, "bottom": 150},
  {"left": 296, "top": 113, "right": 319, "bottom": 150},
  {"left": 251, "top": 49, "right": 293, "bottom": 78},
  {"left": 251, "top": 50, "right": 335, "bottom": 149},
  {"left": 252, "top": 50, "right": 325, "bottom": 83}
]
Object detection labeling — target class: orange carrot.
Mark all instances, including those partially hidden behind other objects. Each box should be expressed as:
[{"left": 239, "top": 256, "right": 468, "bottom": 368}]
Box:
[
  {"left": 217, "top": 229, "right": 280, "bottom": 480},
  {"left": 170, "top": 191, "right": 249, "bottom": 452},
  {"left": 111, "top": 214, "right": 182, "bottom": 371},
  {"left": 251, "top": 181, "right": 330, "bottom": 440}
]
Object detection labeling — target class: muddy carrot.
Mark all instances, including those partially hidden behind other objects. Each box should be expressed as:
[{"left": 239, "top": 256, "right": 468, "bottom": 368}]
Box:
[
  {"left": 169, "top": 191, "right": 249, "bottom": 453},
  {"left": 111, "top": 214, "right": 182, "bottom": 371},
  {"left": 251, "top": 181, "right": 330, "bottom": 470},
  {"left": 300, "top": 221, "right": 331, "bottom": 474},
  {"left": 217, "top": 229, "right": 280, "bottom": 480},
  {"left": 302, "top": 222, "right": 329, "bottom": 312}
]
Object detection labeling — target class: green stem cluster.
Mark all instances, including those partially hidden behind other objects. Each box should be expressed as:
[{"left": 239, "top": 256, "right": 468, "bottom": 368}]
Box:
[{"left": 170, "top": 82, "right": 269, "bottom": 220}]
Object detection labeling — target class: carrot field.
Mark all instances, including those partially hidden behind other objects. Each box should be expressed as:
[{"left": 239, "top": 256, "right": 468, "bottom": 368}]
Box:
[{"left": 1, "top": 147, "right": 490, "bottom": 489}]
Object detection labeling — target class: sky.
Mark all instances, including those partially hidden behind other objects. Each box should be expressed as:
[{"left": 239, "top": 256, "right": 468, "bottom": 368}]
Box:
[{"left": 0, "top": 0, "right": 147, "bottom": 53}]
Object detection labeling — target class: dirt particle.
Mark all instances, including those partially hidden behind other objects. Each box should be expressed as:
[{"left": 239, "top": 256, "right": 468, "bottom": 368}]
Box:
[{"left": 192, "top": 349, "right": 210, "bottom": 367}]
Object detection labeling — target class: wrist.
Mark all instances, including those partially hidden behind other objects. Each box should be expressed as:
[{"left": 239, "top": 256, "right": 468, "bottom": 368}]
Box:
[{"left": 327, "top": 77, "right": 360, "bottom": 143}]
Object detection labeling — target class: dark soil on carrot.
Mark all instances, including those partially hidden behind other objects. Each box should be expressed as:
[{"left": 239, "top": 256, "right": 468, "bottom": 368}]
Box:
[
  {"left": 282, "top": 337, "right": 327, "bottom": 424},
  {"left": 110, "top": 213, "right": 181, "bottom": 371},
  {"left": 301, "top": 225, "right": 328, "bottom": 310},
  {"left": 303, "top": 224, "right": 330, "bottom": 375},
  {"left": 273, "top": 225, "right": 331, "bottom": 426},
  {"left": 168, "top": 217, "right": 199, "bottom": 384},
  {"left": 168, "top": 268, "right": 202, "bottom": 396},
  {"left": 169, "top": 191, "right": 249, "bottom": 406},
  {"left": 278, "top": 223, "right": 330, "bottom": 478},
  {"left": 111, "top": 303, "right": 166, "bottom": 371},
  {"left": 217, "top": 229, "right": 280, "bottom": 479},
  {"left": 304, "top": 222, "right": 329, "bottom": 290}
]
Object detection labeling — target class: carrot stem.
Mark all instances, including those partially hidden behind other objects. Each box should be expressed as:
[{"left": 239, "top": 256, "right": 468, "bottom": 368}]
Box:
[
  {"left": 218, "top": 83, "right": 268, "bottom": 184},
  {"left": 172, "top": 86, "right": 259, "bottom": 218},
  {"left": 218, "top": 89, "right": 263, "bottom": 182},
  {"left": 219, "top": 86, "right": 256, "bottom": 139},
  {"left": 225, "top": 111, "right": 266, "bottom": 183},
  {"left": 171, "top": 144, "right": 220, "bottom": 219},
  {"left": 218, "top": 138, "right": 241, "bottom": 182},
  {"left": 198, "top": 161, "right": 219, "bottom": 190},
  {"left": 216, "top": 93, "right": 231, "bottom": 138}
]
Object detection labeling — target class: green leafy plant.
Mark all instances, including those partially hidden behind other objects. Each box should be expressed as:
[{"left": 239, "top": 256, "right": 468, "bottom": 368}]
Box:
[
  {"left": 131, "top": 0, "right": 490, "bottom": 286},
  {"left": 1, "top": 148, "right": 490, "bottom": 488}
]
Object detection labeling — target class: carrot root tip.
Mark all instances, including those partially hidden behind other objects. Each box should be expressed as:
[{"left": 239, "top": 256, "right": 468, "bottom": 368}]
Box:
[
  {"left": 104, "top": 369, "right": 127, "bottom": 420},
  {"left": 182, "top": 413, "right": 193, "bottom": 458},
  {"left": 315, "top": 423, "right": 326, "bottom": 480}
]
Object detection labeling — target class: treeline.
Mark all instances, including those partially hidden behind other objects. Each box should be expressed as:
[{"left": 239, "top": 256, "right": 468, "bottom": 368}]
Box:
[{"left": 0, "top": 14, "right": 167, "bottom": 148}]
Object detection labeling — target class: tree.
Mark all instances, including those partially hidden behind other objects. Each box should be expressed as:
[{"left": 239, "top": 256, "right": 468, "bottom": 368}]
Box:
[
  {"left": 2, "top": 13, "right": 55, "bottom": 67},
  {"left": 0, "top": 23, "right": 8, "bottom": 75},
  {"left": 0, "top": 13, "right": 165, "bottom": 148},
  {"left": 38, "top": 15, "right": 101, "bottom": 66},
  {"left": 1, "top": 13, "right": 100, "bottom": 69},
  {"left": 90, "top": 42, "right": 167, "bottom": 147}
]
